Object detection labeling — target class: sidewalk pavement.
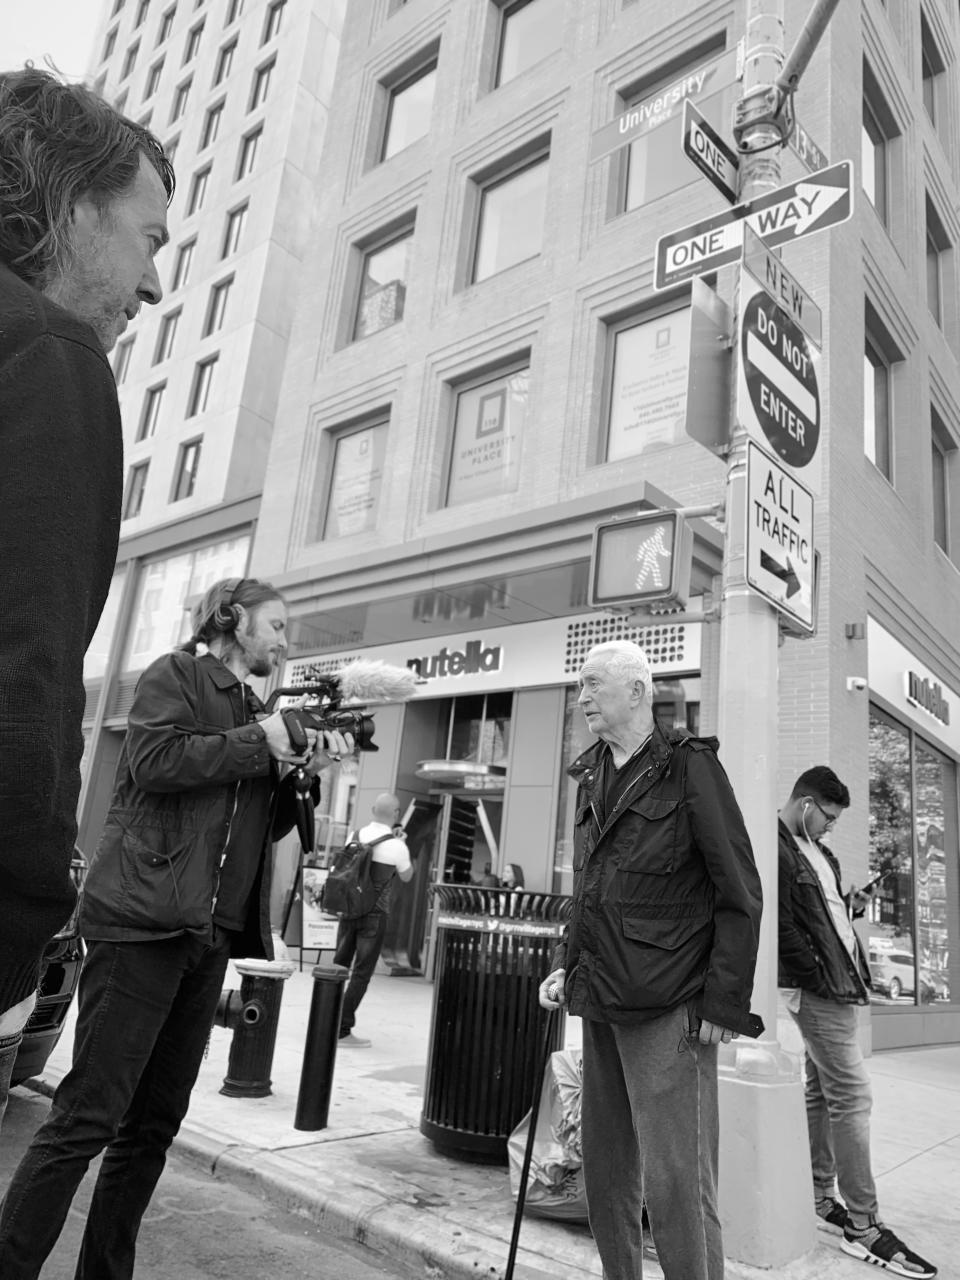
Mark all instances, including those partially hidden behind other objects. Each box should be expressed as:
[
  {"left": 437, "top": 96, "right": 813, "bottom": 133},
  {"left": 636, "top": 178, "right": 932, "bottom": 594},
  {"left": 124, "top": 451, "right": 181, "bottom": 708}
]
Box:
[{"left": 23, "top": 957, "right": 960, "bottom": 1280}]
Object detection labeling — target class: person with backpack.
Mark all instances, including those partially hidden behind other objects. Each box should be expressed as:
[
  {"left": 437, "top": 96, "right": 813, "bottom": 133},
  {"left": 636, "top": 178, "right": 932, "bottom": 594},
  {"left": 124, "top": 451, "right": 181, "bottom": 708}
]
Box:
[{"left": 332, "top": 793, "right": 413, "bottom": 1047}]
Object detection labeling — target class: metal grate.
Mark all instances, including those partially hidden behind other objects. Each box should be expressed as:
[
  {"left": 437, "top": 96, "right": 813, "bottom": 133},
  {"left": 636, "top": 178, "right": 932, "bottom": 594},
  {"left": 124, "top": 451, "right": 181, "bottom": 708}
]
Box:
[
  {"left": 563, "top": 618, "right": 692, "bottom": 674},
  {"left": 286, "top": 654, "right": 363, "bottom": 686}
]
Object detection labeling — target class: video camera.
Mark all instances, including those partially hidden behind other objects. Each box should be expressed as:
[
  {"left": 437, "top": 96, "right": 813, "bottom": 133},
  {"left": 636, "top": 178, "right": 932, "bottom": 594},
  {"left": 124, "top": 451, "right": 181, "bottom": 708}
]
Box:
[{"left": 272, "top": 684, "right": 378, "bottom": 754}]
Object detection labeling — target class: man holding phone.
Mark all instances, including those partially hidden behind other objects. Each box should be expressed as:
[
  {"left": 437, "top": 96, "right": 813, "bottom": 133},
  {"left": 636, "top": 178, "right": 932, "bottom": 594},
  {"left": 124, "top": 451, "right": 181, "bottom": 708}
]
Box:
[{"left": 778, "top": 767, "right": 936, "bottom": 1278}]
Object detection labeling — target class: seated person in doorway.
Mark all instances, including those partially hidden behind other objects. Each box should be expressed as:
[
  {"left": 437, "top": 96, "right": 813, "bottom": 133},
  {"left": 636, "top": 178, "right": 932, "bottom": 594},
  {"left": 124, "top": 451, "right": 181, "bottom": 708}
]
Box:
[{"left": 335, "top": 793, "right": 413, "bottom": 1048}]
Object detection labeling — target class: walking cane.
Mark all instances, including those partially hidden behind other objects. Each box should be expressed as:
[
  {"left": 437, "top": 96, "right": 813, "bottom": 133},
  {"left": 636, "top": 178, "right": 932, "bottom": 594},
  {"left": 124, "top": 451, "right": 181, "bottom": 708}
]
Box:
[{"left": 505, "top": 1008, "right": 556, "bottom": 1280}]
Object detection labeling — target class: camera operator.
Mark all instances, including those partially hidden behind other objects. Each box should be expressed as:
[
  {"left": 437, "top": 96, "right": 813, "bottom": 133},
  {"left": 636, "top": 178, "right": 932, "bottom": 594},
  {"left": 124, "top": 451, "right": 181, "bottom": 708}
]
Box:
[{"left": 0, "top": 578, "right": 352, "bottom": 1280}]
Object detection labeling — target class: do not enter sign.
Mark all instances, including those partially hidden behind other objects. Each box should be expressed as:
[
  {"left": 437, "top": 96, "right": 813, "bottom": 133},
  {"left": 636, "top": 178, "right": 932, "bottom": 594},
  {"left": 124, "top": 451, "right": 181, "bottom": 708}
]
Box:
[{"left": 737, "top": 272, "right": 821, "bottom": 491}]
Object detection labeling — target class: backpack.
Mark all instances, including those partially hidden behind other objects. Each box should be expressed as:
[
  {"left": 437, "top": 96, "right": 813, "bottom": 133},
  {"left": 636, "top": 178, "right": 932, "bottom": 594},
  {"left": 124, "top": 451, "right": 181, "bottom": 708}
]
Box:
[{"left": 320, "top": 832, "right": 392, "bottom": 919}]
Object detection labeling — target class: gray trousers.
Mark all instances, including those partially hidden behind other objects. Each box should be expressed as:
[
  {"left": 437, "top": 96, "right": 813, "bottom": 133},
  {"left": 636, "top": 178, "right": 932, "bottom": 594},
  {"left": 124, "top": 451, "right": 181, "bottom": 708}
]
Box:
[{"left": 581, "top": 1004, "right": 723, "bottom": 1280}]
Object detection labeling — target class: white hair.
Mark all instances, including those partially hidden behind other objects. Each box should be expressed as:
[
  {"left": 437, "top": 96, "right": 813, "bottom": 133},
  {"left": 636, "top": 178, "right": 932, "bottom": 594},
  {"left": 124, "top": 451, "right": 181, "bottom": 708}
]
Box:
[{"left": 583, "top": 641, "right": 652, "bottom": 696}]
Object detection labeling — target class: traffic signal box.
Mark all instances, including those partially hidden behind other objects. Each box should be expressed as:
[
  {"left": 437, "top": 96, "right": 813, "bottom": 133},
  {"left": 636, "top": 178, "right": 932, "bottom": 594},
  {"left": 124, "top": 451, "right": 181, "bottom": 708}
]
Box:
[{"left": 589, "top": 510, "right": 694, "bottom": 611}]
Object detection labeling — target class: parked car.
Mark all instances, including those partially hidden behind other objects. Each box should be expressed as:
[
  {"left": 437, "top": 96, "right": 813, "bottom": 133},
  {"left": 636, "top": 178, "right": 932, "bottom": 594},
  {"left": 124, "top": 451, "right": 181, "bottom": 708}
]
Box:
[
  {"left": 868, "top": 948, "right": 916, "bottom": 1000},
  {"left": 11, "top": 852, "right": 86, "bottom": 1088}
]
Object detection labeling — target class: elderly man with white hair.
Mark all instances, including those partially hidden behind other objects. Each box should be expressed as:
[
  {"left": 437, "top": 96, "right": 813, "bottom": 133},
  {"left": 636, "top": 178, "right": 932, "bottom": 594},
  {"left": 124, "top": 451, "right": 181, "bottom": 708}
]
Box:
[{"left": 541, "top": 640, "right": 763, "bottom": 1280}]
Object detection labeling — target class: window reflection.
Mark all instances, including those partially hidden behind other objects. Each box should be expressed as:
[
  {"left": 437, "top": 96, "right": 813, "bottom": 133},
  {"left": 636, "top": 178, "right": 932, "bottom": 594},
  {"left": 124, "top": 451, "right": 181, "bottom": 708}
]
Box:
[
  {"left": 867, "top": 712, "right": 916, "bottom": 1003},
  {"left": 915, "top": 743, "right": 950, "bottom": 1002}
]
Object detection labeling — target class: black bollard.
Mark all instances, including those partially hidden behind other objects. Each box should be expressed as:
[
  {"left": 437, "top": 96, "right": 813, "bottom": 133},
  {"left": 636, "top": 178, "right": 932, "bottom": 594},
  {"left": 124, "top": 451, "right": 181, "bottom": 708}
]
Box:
[
  {"left": 215, "top": 959, "right": 295, "bottom": 1098},
  {"left": 294, "top": 964, "right": 348, "bottom": 1131}
]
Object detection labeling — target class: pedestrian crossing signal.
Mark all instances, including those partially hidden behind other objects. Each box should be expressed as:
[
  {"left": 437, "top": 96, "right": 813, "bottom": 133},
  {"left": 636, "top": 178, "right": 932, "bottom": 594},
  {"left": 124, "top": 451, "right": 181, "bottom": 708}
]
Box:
[{"left": 589, "top": 511, "right": 693, "bottom": 610}]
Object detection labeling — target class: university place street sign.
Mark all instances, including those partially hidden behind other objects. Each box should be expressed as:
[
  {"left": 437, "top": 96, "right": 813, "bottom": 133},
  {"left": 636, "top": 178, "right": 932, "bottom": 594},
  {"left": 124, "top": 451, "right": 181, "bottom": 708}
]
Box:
[
  {"left": 746, "top": 441, "right": 815, "bottom": 632},
  {"left": 654, "top": 159, "right": 852, "bottom": 291},
  {"left": 588, "top": 48, "right": 739, "bottom": 164},
  {"left": 737, "top": 270, "right": 822, "bottom": 493},
  {"left": 682, "top": 99, "right": 739, "bottom": 203}
]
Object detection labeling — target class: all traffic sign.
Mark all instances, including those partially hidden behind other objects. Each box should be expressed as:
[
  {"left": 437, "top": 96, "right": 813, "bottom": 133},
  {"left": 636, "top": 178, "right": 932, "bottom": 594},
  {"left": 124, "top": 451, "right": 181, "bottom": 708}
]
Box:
[
  {"left": 682, "top": 99, "right": 739, "bottom": 203},
  {"left": 654, "top": 159, "right": 852, "bottom": 290},
  {"left": 746, "top": 441, "right": 815, "bottom": 632},
  {"left": 737, "top": 271, "right": 821, "bottom": 492}
]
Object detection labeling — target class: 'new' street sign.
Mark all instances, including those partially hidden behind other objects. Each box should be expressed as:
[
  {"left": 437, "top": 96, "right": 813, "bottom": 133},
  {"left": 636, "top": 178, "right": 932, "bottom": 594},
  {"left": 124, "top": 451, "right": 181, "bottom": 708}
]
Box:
[
  {"left": 742, "top": 224, "right": 822, "bottom": 348},
  {"left": 654, "top": 159, "right": 852, "bottom": 291},
  {"left": 682, "top": 99, "right": 739, "bottom": 203},
  {"left": 746, "top": 441, "right": 815, "bottom": 632}
]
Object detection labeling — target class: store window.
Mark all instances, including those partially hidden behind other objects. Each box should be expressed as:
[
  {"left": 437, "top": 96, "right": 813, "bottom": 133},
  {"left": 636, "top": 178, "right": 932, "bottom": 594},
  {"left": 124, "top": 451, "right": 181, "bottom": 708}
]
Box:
[
  {"left": 603, "top": 305, "right": 691, "bottom": 461},
  {"left": 84, "top": 568, "right": 128, "bottom": 680},
  {"left": 866, "top": 708, "right": 957, "bottom": 1007},
  {"left": 380, "top": 60, "right": 436, "bottom": 161},
  {"left": 121, "top": 533, "right": 250, "bottom": 672},
  {"left": 495, "top": 0, "right": 561, "bottom": 87},
  {"left": 472, "top": 150, "right": 549, "bottom": 282},
  {"left": 445, "top": 361, "right": 527, "bottom": 506},
  {"left": 319, "top": 420, "right": 388, "bottom": 540}
]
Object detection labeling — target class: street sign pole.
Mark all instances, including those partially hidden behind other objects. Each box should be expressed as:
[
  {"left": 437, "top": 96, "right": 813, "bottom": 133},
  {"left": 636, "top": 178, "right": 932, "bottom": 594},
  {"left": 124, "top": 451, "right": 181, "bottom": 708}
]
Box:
[{"left": 715, "top": 0, "right": 817, "bottom": 1267}]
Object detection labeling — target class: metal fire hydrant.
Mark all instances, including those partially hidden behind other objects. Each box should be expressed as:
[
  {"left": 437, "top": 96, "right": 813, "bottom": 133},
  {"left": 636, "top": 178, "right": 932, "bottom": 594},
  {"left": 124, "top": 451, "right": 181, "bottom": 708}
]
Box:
[{"left": 214, "top": 957, "right": 296, "bottom": 1098}]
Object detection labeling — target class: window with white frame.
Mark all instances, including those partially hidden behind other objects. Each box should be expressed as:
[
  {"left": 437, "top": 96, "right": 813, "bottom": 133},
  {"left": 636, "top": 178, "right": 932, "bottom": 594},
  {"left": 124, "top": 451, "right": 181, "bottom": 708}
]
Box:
[
  {"left": 225, "top": 0, "right": 243, "bottom": 23},
  {"left": 863, "top": 308, "right": 899, "bottom": 481},
  {"left": 187, "top": 356, "right": 217, "bottom": 416},
  {"left": 157, "top": 5, "right": 175, "bottom": 44},
  {"left": 154, "top": 309, "right": 180, "bottom": 363},
  {"left": 472, "top": 151, "right": 548, "bottom": 283},
  {"left": 103, "top": 27, "right": 118, "bottom": 60},
  {"left": 113, "top": 337, "right": 135, "bottom": 384},
  {"left": 221, "top": 203, "right": 247, "bottom": 257},
  {"left": 319, "top": 419, "right": 389, "bottom": 540},
  {"left": 172, "top": 438, "right": 202, "bottom": 500},
  {"left": 931, "top": 409, "right": 954, "bottom": 554},
  {"left": 381, "top": 59, "right": 436, "bottom": 160},
  {"left": 603, "top": 306, "right": 692, "bottom": 461},
  {"left": 171, "top": 238, "right": 195, "bottom": 289},
  {"left": 137, "top": 384, "right": 166, "bottom": 440},
  {"left": 921, "top": 10, "right": 946, "bottom": 127},
  {"left": 183, "top": 20, "right": 204, "bottom": 63},
  {"left": 213, "top": 38, "right": 236, "bottom": 85},
  {"left": 249, "top": 58, "right": 275, "bottom": 110},
  {"left": 186, "top": 164, "right": 210, "bottom": 215},
  {"left": 353, "top": 228, "right": 412, "bottom": 341},
  {"left": 262, "top": 0, "right": 285, "bottom": 44},
  {"left": 495, "top": 0, "right": 561, "bottom": 87},
  {"left": 122, "top": 462, "right": 150, "bottom": 520},
  {"left": 136, "top": 0, "right": 150, "bottom": 26},
  {"left": 170, "top": 77, "right": 192, "bottom": 121},
  {"left": 144, "top": 59, "right": 164, "bottom": 98},
  {"left": 926, "top": 198, "right": 950, "bottom": 328},
  {"left": 862, "top": 64, "right": 897, "bottom": 227},
  {"left": 203, "top": 277, "right": 233, "bottom": 335},
  {"left": 120, "top": 41, "right": 140, "bottom": 79},
  {"left": 236, "top": 126, "right": 262, "bottom": 179},
  {"left": 445, "top": 361, "right": 528, "bottom": 506},
  {"left": 200, "top": 99, "right": 224, "bottom": 149}
]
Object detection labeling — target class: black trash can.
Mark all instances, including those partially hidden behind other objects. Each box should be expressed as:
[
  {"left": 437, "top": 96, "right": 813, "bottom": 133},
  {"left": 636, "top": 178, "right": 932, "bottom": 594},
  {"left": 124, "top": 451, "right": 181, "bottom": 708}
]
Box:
[{"left": 420, "top": 885, "right": 571, "bottom": 1163}]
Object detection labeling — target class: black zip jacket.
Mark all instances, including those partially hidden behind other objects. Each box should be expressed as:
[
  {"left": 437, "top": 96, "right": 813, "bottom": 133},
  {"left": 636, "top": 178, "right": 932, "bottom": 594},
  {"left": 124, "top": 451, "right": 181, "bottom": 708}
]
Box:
[
  {"left": 80, "top": 651, "right": 317, "bottom": 959},
  {"left": 777, "top": 818, "right": 870, "bottom": 1004},
  {"left": 553, "top": 721, "right": 764, "bottom": 1036}
]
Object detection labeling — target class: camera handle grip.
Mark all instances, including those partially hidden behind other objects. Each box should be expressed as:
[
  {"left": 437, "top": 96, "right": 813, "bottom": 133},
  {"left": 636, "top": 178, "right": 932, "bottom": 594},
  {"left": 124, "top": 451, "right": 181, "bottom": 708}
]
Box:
[{"left": 280, "top": 707, "right": 309, "bottom": 754}]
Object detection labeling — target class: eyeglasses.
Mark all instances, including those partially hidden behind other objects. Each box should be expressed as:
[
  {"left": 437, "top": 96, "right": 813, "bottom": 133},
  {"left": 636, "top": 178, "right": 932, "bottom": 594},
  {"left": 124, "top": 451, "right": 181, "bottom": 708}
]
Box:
[{"left": 810, "top": 798, "right": 841, "bottom": 829}]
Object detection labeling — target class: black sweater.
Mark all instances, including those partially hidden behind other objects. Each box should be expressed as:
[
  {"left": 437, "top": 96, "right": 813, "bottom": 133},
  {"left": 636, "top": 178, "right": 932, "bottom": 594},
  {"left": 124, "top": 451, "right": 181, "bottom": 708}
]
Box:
[{"left": 0, "top": 263, "right": 122, "bottom": 1014}]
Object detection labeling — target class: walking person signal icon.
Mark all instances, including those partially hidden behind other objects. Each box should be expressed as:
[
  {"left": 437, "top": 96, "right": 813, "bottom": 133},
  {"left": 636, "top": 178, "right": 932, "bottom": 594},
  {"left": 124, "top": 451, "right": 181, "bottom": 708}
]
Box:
[{"left": 589, "top": 511, "right": 694, "bottom": 610}]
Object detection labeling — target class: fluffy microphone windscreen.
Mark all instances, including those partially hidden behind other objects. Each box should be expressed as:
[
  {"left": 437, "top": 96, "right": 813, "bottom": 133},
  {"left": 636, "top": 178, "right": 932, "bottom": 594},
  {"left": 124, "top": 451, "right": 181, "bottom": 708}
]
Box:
[{"left": 336, "top": 659, "right": 420, "bottom": 705}]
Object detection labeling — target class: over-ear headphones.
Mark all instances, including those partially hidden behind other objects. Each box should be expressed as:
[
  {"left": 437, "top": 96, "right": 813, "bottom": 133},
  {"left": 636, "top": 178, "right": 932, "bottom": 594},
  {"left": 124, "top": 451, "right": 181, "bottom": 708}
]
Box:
[{"left": 209, "top": 578, "right": 245, "bottom": 633}]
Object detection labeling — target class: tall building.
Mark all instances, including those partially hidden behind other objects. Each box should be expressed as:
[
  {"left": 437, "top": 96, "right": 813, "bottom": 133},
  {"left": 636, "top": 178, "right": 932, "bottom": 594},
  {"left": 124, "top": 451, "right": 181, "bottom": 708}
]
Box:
[
  {"left": 250, "top": 0, "right": 960, "bottom": 1051},
  {"left": 77, "top": 0, "right": 345, "bottom": 838}
]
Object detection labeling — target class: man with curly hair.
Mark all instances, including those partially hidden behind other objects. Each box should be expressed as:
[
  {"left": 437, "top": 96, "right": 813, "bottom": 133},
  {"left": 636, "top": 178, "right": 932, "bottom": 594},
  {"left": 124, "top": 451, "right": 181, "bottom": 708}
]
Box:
[{"left": 0, "top": 68, "right": 174, "bottom": 1131}]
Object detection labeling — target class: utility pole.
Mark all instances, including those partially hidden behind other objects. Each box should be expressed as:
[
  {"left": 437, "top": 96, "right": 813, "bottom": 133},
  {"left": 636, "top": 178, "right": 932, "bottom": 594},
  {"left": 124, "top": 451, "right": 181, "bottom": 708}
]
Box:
[{"left": 715, "top": 0, "right": 841, "bottom": 1267}]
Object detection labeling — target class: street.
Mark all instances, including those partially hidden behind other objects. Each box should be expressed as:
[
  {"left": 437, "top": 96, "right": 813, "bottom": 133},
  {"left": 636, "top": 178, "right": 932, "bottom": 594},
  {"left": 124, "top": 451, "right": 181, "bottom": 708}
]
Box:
[{"left": 1, "top": 1088, "right": 420, "bottom": 1280}]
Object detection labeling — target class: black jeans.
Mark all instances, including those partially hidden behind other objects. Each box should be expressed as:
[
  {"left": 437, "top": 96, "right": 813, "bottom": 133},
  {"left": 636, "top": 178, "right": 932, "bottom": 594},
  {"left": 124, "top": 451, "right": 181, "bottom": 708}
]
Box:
[
  {"left": 334, "top": 911, "right": 387, "bottom": 1034},
  {"left": 0, "top": 930, "right": 232, "bottom": 1280}
]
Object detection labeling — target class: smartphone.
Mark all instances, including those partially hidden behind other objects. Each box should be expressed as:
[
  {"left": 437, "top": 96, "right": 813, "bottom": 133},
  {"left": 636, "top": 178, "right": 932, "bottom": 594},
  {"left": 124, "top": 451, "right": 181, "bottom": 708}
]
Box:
[{"left": 861, "top": 869, "right": 892, "bottom": 893}]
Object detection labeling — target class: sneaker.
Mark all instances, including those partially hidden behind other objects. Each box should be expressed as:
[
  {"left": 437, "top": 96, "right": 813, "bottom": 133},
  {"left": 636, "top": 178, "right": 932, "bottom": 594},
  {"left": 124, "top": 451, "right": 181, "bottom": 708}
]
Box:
[
  {"left": 337, "top": 1032, "right": 371, "bottom": 1048},
  {"left": 816, "top": 1197, "right": 851, "bottom": 1234},
  {"left": 841, "top": 1222, "right": 937, "bottom": 1278}
]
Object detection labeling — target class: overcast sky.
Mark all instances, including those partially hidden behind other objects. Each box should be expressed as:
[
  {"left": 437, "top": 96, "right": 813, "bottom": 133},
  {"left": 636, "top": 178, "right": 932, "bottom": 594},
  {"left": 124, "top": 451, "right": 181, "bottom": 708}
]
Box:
[{"left": 1, "top": 0, "right": 102, "bottom": 81}]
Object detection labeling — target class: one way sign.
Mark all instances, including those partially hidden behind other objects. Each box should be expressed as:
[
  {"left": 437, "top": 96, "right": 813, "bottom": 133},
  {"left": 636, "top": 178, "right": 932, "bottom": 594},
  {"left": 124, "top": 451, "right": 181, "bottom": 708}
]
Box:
[{"left": 655, "top": 160, "right": 852, "bottom": 291}]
